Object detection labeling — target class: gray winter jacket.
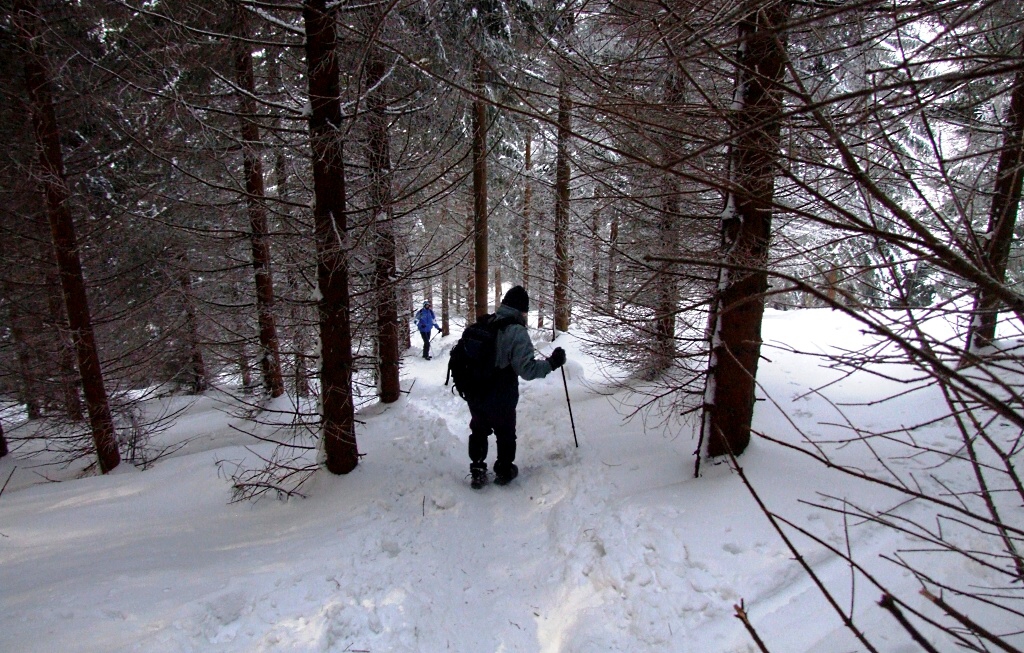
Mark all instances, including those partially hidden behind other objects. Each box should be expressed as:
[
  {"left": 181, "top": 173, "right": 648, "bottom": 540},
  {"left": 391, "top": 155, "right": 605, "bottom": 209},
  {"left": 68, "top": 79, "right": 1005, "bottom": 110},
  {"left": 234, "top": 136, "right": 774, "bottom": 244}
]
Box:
[{"left": 494, "top": 304, "right": 554, "bottom": 381}]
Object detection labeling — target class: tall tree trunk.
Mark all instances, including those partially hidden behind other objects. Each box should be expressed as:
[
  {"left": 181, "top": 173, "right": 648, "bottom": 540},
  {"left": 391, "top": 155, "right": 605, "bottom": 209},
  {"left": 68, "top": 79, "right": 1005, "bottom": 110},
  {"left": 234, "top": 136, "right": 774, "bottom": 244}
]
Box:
[
  {"left": 472, "top": 55, "right": 489, "bottom": 319},
  {"left": 365, "top": 27, "right": 400, "bottom": 404},
  {"left": 0, "top": 418, "right": 7, "bottom": 459},
  {"left": 176, "top": 250, "right": 208, "bottom": 394},
  {"left": 967, "top": 35, "right": 1024, "bottom": 352},
  {"left": 270, "top": 49, "right": 311, "bottom": 399},
  {"left": 522, "top": 133, "right": 532, "bottom": 298},
  {"left": 654, "top": 182, "right": 679, "bottom": 372},
  {"left": 607, "top": 212, "right": 618, "bottom": 315},
  {"left": 591, "top": 203, "right": 601, "bottom": 300},
  {"left": 5, "top": 283, "right": 42, "bottom": 420},
  {"left": 232, "top": 6, "right": 285, "bottom": 399},
  {"left": 553, "top": 73, "right": 573, "bottom": 333},
  {"left": 44, "top": 265, "right": 84, "bottom": 419},
  {"left": 704, "top": 1, "right": 789, "bottom": 459},
  {"left": 401, "top": 271, "right": 412, "bottom": 351},
  {"left": 441, "top": 269, "right": 450, "bottom": 336},
  {"left": 494, "top": 265, "right": 502, "bottom": 312},
  {"left": 655, "top": 70, "right": 685, "bottom": 372},
  {"left": 238, "top": 349, "right": 253, "bottom": 394},
  {"left": 15, "top": 0, "right": 119, "bottom": 473},
  {"left": 466, "top": 240, "right": 476, "bottom": 324},
  {"left": 304, "top": 0, "right": 358, "bottom": 474}
]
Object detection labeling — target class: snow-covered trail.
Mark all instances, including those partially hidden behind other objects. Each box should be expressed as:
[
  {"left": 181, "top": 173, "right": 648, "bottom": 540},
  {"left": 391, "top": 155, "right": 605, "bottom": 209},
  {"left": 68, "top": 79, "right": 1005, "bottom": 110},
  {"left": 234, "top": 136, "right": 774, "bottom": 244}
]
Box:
[{"left": 1, "top": 312, "right": 992, "bottom": 652}]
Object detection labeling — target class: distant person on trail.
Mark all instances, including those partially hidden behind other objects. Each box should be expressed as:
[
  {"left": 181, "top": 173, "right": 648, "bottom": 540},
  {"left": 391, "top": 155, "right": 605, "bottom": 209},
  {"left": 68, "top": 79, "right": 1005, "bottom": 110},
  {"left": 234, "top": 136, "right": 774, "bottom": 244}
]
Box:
[
  {"left": 414, "top": 301, "right": 440, "bottom": 359},
  {"left": 467, "top": 285, "right": 566, "bottom": 488}
]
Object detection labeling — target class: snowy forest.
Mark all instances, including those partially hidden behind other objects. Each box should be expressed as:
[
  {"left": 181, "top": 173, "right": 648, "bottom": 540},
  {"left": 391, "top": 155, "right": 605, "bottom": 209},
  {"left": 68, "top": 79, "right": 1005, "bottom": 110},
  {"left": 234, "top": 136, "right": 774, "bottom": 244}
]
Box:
[{"left": 1, "top": 0, "right": 1023, "bottom": 651}]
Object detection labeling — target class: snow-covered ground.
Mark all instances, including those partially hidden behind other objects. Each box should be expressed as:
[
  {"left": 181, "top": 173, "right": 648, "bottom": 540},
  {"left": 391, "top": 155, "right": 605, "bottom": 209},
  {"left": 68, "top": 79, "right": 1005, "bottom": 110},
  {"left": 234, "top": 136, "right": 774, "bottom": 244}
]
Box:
[{"left": 0, "top": 308, "right": 1018, "bottom": 652}]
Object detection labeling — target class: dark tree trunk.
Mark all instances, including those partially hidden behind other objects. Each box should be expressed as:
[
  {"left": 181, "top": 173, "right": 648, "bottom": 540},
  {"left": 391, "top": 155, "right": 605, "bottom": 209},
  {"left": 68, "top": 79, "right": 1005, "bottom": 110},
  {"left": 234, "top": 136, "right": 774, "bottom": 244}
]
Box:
[
  {"left": 15, "top": 0, "right": 120, "bottom": 473},
  {"left": 232, "top": 6, "right": 285, "bottom": 398},
  {"left": 303, "top": 0, "right": 358, "bottom": 474},
  {"left": 654, "top": 183, "right": 679, "bottom": 372},
  {"left": 591, "top": 204, "right": 601, "bottom": 299},
  {"left": 472, "top": 55, "right": 489, "bottom": 319},
  {"left": 522, "top": 133, "right": 532, "bottom": 298},
  {"left": 494, "top": 265, "right": 502, "bottom": 312},
  {"left": 401, "top": 275, "right": 412, "bottom": 351},
  {"left": 365, "top": 31, "right": 400, "bottom": 404},
  {"left": 285, "top": 260, "right": 311, "bottom": 399},
  {"left": 44, "top": 265, "right": 84, "bottom": 419},
  {"left": 607, "top": 212, "right": 618, "bottom": 315},
  {"left": 239, "top": 350, "right": 253, "bottom": 394},
  {"left": 441, "top": 269, "right": 450, "bottom": 336},
  {"left": 0, "top": 419, "right": 7, "bottom": 458},
  {"left": 553, "top": 74, "right": 573, "bottom": 333},
  {"left": 466, "top": 244, "right": 476, "bottom": 325},
  {"left": 967, "top": 35, "right": 1024, "bottom": 352},
  {"left": 705, "top": 1, "right": 789, "bottom": 459},
  {"left": 6, "top": 286, "right": 42, "bottom": 420},
  {"left": 270, "top": 50, "right": 311, "bottom": 399},
  {"left": 176, "top": 250, "right": 207, "bottom": 394}
]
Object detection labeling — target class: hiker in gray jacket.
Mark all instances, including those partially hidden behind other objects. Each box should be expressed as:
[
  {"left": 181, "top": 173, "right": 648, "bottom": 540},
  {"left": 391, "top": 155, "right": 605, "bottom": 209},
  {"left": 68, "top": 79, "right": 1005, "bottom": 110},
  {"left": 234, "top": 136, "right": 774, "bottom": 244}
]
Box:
[{"left": 469, "top": 285, "right": 566, "bottom": 488}]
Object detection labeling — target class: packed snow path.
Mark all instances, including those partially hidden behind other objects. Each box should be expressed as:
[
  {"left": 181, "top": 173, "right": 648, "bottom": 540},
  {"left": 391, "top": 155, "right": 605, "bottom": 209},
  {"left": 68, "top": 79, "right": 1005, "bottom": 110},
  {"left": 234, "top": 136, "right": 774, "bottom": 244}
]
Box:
[{"left": 2, "top": 311, "right": 1011, "bottom": 652}]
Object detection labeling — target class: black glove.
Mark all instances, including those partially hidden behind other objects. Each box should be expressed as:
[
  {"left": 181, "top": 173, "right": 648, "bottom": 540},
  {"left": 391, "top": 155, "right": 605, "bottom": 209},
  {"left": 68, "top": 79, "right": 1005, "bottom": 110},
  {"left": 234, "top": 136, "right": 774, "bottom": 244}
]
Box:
[
  {"left": 548, "top": 347, "right": 566, "bottom": 370},
  {"left": 435, "top": 325, "right": 442, "bottom": 332}
]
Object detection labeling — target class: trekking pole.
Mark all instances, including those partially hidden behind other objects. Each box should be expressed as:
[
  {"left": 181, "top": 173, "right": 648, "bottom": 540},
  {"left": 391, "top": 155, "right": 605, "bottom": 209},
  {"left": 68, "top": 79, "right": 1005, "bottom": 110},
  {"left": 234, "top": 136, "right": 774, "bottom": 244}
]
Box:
[{"left": 561, "top": 366, "right": 579, "bottom": 447}]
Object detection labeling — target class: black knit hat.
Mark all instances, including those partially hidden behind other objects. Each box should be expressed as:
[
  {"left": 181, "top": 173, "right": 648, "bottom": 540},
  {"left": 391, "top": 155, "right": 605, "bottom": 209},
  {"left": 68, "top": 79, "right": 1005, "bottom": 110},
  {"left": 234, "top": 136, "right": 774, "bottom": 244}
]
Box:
[{"left": 501, "top": 285, "right": 529, "bottom": 313}]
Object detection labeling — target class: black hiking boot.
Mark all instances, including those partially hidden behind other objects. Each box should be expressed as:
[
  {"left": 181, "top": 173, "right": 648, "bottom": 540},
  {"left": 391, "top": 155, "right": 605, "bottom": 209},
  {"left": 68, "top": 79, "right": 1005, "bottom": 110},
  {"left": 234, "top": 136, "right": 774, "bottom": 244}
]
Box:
[
  {"left": 470, "top": 463, "right": 488, "bottom": 489},
  {"left": 493, "top": 463, "right": 518, "bottom": 486}
]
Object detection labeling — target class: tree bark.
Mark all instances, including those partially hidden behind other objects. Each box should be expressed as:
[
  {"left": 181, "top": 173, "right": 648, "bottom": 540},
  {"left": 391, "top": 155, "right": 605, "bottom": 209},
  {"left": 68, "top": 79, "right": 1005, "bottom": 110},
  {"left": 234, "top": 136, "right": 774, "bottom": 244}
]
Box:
[
  {"left": 553, "top": 73, "right": 573, "bottom": 333},
  {"left": 0, "top": 418, "right": 7, "bottom": 459},
  {"left": 705, "top": 1, "right": 789, "bottom": 459},
  {"left": 522, "top": 133, "right": 532, "bottom": 298},
  {"left": 176, "top": 250, "right": 207, "bottom": 394},
  {"left": 365, "top": 29, "right": 401, "bottom": 404},
  {"left": 466, "top": 241, "right": 476, "bottom": 324},
  {"left": 6, "top": 284, "right": 42, "bottom": 420},
  {"left": 655, "top": 72, "right": 684, "bottom": 372},
  {"left": 15, "top": 0, "right": 120, "bottom": 473},
  {"left": 304, "top": 0, "right": 358, "bottom": 474},
  {"left": 232, "top": 5, "right": 285, "bottom": 398},
  {"left": 654, "top": 181, "right": 680, "bottom": 372},
  {"left": 270, "top": 49, "right": 311, "bottom": 399},
  {"left": 441, "top": 269, "right": 450, "bottom": 336},
  {"left": 591, "top": 203, "right": 601, "bottom": 299},
  {"left": 607, "top": 212, "right": 618, "bottom": 314},
  {"left": 494, "top": 265, "right": 502, "bottom": 312},
  {"left": 967, "top": 34, "right": 1024, "bottom": 352},
  {"left": 44, "top": 264, "right": 84, "bottom": 419},
  {"left": 238, "top": 349, "right": 253, "bottom": 394},
  {"left": 472, "top": 55, "right": 489, "bottom": 319}
]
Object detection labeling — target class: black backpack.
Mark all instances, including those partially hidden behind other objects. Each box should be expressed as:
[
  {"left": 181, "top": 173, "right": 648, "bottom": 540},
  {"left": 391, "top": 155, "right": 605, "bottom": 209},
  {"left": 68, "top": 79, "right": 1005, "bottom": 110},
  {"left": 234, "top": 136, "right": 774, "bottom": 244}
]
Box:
[{"left": 446, "top": 314, "right": 516, "bottom": 400}]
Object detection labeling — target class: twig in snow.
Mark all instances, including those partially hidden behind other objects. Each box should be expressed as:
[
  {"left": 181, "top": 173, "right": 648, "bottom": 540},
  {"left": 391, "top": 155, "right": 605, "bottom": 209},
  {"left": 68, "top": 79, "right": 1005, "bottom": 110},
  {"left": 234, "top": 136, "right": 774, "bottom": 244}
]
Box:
[
  {"left": 878, "top": 593, "right": 941, "bottom": 653},
  {"left": 0, "top": 467, "right": 15, "bottom": 499},
  {"left": 727, "top": 448, "right": 882, "bottom": 653},
  {"left": 921, "top": 590, "right": 1023, "bottom": 653},
  {"left": 734, "top": 599, "right": 772, "bottom": 653}
]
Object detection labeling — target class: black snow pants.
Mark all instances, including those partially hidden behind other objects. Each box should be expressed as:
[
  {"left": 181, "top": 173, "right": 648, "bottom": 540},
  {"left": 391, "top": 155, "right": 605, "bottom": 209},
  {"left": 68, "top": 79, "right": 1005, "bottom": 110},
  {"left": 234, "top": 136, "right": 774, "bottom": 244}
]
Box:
[{"left": 467, "top": 368, "right": 519, "bottom": 473}]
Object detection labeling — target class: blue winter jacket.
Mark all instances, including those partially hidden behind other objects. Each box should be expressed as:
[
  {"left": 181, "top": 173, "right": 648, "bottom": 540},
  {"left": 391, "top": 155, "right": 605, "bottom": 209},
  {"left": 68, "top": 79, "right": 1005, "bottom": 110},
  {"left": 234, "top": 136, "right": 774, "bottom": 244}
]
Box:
[{"left": 415, "top": 308, "right": 437, "bottom": 334}]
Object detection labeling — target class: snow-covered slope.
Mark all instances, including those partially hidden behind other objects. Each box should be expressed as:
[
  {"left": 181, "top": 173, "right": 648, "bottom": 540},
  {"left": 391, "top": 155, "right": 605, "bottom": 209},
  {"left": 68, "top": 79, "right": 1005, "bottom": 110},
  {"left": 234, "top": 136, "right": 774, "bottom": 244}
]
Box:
[{"left": 0, "top": 309, "right": 1015, "bottom": 652}]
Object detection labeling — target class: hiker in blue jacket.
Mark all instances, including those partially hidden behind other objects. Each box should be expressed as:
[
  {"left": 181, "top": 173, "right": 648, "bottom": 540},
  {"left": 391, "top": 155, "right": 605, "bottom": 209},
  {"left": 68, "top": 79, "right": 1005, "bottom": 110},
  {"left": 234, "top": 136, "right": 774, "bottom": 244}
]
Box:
[
  {"left": 414, "top": 301, "right": 440, "bottom": 359},
  {"left": 468, "top": 285, "right": 565, "bottom": 488}
]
